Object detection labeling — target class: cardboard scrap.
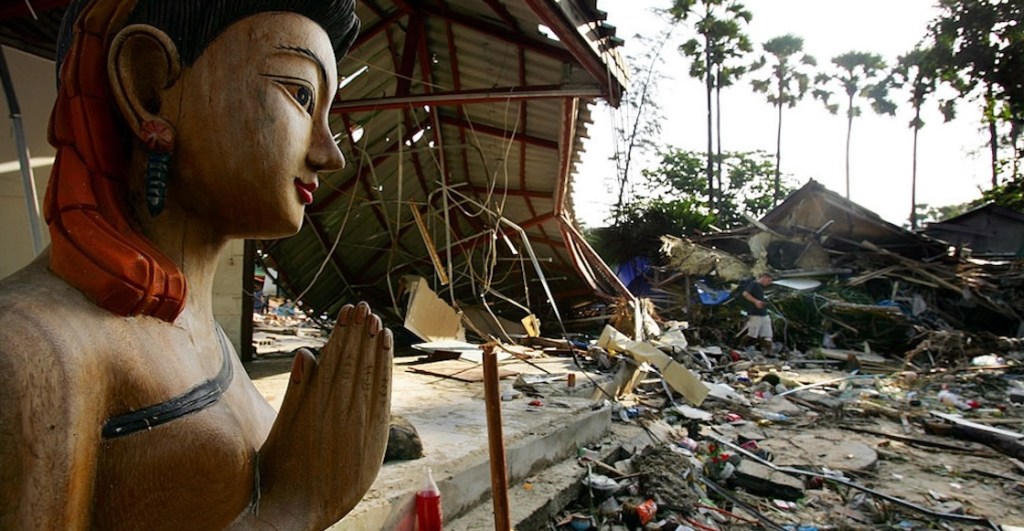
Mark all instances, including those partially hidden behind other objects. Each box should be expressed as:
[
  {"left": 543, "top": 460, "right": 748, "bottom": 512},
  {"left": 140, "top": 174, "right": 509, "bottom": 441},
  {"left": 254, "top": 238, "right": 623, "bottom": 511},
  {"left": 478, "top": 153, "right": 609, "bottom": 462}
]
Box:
[
  {"left": 404, "top": 278, "right": 466, "bottom": 342},
  {"left": 598, "top": 326, "right": 709, "bottom": 406},
  {"left": 521, "top": 314, "right": 541, "bottom": 338}
]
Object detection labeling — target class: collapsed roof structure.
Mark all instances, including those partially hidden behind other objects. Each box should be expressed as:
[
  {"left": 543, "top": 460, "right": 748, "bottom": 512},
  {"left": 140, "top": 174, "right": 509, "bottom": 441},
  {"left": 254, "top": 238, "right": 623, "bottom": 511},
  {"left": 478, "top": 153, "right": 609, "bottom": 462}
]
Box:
[{"left": 925, "top": 202, "right": 1024, "bottom": 258}]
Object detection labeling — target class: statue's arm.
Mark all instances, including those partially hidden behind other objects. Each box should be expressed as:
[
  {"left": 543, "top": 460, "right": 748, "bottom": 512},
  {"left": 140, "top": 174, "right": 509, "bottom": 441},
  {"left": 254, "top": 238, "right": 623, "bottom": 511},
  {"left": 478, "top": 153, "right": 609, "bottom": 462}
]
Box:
[{"left": 0, "top": 324, "right": 100, "bottom": 530}]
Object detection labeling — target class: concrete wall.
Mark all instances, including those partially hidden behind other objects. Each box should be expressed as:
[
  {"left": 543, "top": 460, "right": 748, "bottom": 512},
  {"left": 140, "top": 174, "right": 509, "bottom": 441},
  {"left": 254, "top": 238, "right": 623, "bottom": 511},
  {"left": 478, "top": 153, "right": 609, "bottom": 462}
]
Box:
[
  {"left": 0, "top": 46, "right": 55, "bottom": 279},
  {"left": 0, "top": 45, "right": 246, "bottom": 354},
  {"left": 213, "top": 239, "right": 247, "bottom": 354}
]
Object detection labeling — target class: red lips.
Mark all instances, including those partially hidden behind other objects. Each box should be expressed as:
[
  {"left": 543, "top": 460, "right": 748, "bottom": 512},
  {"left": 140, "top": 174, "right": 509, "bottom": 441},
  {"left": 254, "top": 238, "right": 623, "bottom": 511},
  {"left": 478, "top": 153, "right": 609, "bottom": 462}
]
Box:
[{"left": 294, "top": 178, "right": 318, "bottom": 205}]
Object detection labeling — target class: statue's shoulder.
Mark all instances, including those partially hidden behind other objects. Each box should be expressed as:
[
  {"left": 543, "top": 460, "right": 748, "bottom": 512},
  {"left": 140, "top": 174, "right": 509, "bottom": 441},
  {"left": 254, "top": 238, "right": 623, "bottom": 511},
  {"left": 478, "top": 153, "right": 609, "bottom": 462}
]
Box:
[{"left": 0, "top": 256, "right": 111, "bottom": 374}]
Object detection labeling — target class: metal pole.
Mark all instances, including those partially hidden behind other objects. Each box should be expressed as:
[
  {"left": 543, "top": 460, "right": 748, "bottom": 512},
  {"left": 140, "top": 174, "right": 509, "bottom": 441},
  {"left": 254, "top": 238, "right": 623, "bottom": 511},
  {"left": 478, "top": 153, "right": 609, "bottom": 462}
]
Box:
[{"left": 0, "top": 46, "right": 44, "bottom": 256}]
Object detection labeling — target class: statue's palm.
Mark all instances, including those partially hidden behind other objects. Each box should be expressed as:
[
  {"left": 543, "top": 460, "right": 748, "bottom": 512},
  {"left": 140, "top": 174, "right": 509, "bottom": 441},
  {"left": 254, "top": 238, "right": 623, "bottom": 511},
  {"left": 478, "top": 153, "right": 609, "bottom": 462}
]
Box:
[{"left": 256, "top": 302, "right": 393, "bottom": 528}]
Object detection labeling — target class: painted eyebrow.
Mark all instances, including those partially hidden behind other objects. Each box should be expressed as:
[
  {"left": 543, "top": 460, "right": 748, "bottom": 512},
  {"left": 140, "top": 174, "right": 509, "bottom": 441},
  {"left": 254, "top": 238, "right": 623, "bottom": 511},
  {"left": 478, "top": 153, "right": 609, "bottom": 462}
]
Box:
[{"left": 275, "top": 45, "right": 329, "bottom": 90}]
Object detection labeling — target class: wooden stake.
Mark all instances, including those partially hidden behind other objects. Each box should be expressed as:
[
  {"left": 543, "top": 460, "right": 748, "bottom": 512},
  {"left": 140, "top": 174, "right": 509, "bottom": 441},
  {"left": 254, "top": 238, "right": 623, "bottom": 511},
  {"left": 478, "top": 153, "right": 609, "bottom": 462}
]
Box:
[
  {"left": 482, "top": 344, "right": 511, "bottom": 530},
  {"left": 409, "top": 204, "right": 450, "bottom": 286}
]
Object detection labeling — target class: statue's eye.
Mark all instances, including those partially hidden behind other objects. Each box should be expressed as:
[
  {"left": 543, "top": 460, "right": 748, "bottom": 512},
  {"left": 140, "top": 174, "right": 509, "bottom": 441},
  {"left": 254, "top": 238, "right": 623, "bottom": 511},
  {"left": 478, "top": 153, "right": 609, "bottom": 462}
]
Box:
[
  {"left": 295, "top": 87, "right": 312, "bottom": 109},
  {"left": 282, "top": 83, "right": 315, "bottom": 115}
]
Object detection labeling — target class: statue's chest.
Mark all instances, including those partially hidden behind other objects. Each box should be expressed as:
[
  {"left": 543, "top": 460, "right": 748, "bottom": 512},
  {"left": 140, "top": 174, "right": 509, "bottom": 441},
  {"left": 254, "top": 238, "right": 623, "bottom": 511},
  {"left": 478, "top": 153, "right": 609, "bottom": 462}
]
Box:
[
  {"left": 92, "top": 398, "right": 259, "bottom": 530},
  {"left": 87, "top": 324, "right": 269, "bottom": 530}
]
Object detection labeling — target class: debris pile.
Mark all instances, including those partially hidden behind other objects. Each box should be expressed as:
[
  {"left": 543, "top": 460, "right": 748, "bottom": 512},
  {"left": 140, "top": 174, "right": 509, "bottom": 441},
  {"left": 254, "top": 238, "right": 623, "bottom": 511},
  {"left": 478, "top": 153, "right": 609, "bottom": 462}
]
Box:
[
  {"left": 639, "top": 182, "right": 1024, "bottom": 361},
  {"left": 541, "top": 184, "right": 1024, "bottom": 529},
  {"left": 546, "top": 322, "right": 1024, "bottom": 529}
]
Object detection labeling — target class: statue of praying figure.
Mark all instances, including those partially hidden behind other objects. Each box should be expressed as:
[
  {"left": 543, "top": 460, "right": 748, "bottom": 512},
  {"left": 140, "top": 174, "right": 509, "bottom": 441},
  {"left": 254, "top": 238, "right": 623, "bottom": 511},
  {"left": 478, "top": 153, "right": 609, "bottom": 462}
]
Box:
[{"left": 0, "top": 1, "right": 393, "bottom": 529}]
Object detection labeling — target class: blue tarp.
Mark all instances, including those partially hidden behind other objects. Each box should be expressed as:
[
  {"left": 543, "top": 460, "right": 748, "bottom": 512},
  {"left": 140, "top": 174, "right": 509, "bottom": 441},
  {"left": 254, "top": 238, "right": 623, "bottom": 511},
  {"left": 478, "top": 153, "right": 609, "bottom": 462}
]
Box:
[
  {"left": 616, "top": 256, "right": 652, "bottom": 297},
  {"left": 695, "top": 280, "right": 733, "bottom": 305}
]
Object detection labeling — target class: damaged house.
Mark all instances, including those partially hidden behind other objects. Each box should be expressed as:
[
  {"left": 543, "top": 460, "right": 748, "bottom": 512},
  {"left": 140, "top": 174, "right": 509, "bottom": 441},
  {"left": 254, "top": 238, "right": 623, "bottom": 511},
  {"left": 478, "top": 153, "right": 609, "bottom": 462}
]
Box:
[
  {"left": 652, "top": 180, "right": 1023, "bottom": 352},
  {"left": 924, "top": 203, "right": 1024, "bottom": 258}
]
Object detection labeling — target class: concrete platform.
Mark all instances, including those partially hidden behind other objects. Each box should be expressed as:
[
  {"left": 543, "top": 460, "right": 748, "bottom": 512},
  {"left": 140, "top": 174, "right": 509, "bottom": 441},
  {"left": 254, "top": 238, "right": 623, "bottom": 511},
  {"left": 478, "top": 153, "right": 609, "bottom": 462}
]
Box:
[{"left": 245, "top": 353, "right": 613, "bottom": 530}]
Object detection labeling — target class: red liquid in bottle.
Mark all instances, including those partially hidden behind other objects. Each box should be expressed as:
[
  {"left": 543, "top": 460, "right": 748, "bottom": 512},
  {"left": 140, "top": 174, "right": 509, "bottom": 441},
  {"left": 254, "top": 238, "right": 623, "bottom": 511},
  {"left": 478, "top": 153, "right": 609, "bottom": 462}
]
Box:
[
  {"left": 416, "top": 467, "right": 442, "bottom": 531},
  {"left": 415, "top": 489, "right": 442, "bottom": 531}
]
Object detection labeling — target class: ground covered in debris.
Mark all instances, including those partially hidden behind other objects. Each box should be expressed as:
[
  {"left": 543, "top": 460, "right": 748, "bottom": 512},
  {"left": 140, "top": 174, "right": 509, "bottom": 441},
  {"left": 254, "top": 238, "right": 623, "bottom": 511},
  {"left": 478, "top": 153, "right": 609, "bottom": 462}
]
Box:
[
  {"left": 545, "top": 343, "right": 1024, "bottom": 530},
  {"left": 537, "top": 187, "right": 1024, "bottom": 529},
  {"left": 248, "top": 189, "right": 1024, "bottom": 529}
]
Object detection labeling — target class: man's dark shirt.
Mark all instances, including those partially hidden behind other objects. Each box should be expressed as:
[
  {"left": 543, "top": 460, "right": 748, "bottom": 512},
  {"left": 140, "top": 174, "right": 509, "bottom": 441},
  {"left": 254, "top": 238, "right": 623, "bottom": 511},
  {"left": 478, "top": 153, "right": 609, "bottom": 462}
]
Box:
[{"left": 743, "top": 279, "right": 767, "bottom": 316}]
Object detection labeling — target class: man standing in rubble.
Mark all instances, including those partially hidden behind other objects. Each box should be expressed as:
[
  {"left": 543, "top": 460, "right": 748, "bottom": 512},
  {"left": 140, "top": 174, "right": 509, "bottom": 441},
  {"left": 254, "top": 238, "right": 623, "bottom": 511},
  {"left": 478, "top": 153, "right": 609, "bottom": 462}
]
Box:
[{"left": 742, "top": 272, "right": 774, "bottom": 355}]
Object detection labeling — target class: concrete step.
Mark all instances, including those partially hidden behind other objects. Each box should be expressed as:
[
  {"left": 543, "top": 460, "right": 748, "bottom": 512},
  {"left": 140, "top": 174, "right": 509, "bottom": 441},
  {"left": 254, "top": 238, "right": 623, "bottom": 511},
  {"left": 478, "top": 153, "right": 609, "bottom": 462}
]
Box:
[
  {"left": 332, "top": 396, "right": 612, "bottom": 530},
  {"left": 446, "top": 425, "right": 644, "bottom": 531}
]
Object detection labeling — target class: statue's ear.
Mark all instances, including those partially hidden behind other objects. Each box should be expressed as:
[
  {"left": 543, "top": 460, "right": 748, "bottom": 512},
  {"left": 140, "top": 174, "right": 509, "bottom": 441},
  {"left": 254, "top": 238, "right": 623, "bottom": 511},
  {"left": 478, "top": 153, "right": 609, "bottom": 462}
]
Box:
[{"left": 108, "top": 24, "right": 181, "bottom": 145}]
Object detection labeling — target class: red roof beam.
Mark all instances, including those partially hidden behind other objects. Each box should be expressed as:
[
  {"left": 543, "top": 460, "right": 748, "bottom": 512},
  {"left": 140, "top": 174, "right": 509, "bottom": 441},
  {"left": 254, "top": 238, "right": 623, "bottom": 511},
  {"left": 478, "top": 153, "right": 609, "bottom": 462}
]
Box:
[{"left": 523, "top": 0, "right": 624, "bottom": 106}]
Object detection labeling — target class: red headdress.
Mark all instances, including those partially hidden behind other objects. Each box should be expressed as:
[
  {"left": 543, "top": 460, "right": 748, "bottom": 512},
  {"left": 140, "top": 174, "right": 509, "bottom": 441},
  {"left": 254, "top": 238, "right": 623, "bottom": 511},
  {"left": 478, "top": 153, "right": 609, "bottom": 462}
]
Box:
[{"left": 44, "top": 0, "right": 186, "bottom": 322}]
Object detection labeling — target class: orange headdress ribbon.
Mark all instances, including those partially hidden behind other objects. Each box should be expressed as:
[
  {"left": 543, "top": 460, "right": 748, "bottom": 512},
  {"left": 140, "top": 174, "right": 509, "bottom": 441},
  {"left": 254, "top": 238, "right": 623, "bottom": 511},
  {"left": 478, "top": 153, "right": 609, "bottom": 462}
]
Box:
[{"left": 44, "top": 0, "right": 186, "bottom": 322}]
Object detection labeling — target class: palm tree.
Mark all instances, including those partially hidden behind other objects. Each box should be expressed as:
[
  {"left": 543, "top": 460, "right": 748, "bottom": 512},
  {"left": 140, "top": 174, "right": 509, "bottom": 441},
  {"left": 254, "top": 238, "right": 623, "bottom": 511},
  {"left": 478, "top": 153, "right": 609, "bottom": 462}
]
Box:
[
  {"left": 749, "top": 34, "right": 816, "bottom": 205},
  {"left": 671, "top": 0, "right": 752, "bottom": 212},
  {"left": 889, "top": 46, "right": 938, "bottom": 229},
  {"left": 813, "top": 51, "right": 893, "bottom": 199},
  {"left": 713, "top": 48, "right": 751, "bottom": 200}
]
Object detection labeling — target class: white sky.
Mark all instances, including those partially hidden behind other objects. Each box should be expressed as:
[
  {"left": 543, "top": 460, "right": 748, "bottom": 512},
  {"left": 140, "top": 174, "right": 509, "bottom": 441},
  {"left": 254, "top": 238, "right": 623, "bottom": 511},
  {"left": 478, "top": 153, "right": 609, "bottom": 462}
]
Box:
[{"left": 573, "top": 0, "right": 993, "bottom": 228}]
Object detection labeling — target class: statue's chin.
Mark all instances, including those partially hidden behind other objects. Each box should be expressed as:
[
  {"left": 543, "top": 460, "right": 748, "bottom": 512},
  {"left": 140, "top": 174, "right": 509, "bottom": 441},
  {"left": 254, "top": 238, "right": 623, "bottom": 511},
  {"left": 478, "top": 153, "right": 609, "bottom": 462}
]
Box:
[{"left": 228, "top": 218, "right": 304, "bottom": 240}]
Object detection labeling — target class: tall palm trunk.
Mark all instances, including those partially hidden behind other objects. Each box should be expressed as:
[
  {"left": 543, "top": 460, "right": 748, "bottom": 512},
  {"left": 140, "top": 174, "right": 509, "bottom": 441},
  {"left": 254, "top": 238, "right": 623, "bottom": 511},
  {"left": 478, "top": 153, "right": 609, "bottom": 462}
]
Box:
[
  {"left": 845, "top": 91, "right": 854, "bottom": 199},
  {"left": 773, "top": 78, "right": 784, "bottom": 206},
  {"left": 715, "top": 65, "right": 723, "bottom": 200},
  {"left": 986, "top": 85, "right": 998, "bottom": 187},
  {"left": 910, "top": 105, "right": 921, "bottom": 230},
  {"left": 705, "top": 40, "right": 714, "bottom": 211},
  {"left": 988, "top": 116, "right": 999, "bottom": 187}
]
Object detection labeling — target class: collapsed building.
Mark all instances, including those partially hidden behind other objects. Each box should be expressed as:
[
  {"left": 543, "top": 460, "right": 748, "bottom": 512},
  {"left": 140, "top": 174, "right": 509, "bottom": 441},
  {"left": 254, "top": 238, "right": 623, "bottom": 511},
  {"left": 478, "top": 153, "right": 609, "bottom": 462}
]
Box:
[{"left": 648, "top": 180, "right": 1023, "bottom": 357}]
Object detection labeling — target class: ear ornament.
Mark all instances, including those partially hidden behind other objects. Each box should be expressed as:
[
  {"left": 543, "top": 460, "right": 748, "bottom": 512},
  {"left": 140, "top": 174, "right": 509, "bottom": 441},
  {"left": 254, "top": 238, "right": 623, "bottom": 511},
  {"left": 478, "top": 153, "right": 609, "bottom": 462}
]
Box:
[{"left": 141, "top": 120, "right": 174, "bottom": 217}]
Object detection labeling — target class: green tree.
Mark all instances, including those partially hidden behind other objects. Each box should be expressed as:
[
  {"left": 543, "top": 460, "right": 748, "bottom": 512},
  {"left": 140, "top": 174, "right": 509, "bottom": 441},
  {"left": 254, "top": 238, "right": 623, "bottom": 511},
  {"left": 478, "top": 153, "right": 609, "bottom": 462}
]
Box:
[
  {"left": 812, "top": 51, "right": 894, "bottom": 199},
  {"left": 981, "top": 177, "right": 1024, "bottom": 211},
  {"left": 926, "top": 0, "right": 1024, "bottom": 186},
  {"left": 915, "top": 202, "right": 971, "bottom": 226},
  {"left": 749, "top": 34, "right": 816, "bottom": 206},
  {"left": 594, "top": 149, "right": 788, "bottom": 263},
  {"left": 889, "top": 46, "right": 940, "bottom": 229},
  {"left": 669, "top": 0, "right": 752, "bottom": 212}
]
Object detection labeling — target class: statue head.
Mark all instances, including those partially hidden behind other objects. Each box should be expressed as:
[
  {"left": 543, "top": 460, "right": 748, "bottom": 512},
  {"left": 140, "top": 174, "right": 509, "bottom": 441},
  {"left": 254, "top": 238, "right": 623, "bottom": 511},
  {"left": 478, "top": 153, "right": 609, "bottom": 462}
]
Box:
[{"left": 45, "top": 0, "right": 358, "bottom": 322}]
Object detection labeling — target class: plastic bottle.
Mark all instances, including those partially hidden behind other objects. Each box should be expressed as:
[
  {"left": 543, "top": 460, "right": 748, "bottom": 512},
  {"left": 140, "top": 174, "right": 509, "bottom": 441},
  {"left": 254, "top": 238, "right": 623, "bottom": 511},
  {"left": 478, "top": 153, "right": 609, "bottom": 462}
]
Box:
[
  {"left": 758, "top": 411, "right": 790, "bottom": 423},
  {"left": 635, "top": 499, "right": 658, "bottom": 525},
  {"left": 937, "top": 390, "right": 973, "bottom": 411},
  {"left": 416, "top": 467, "right": 442, "bottom": 531}
]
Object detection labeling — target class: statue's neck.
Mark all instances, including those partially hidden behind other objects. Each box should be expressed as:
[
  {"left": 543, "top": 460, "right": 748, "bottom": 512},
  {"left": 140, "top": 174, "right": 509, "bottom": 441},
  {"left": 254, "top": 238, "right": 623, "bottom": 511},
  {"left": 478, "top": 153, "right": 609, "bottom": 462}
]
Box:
[{"left": 141, "top": 208, "right": 227, "bottom": 323}]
